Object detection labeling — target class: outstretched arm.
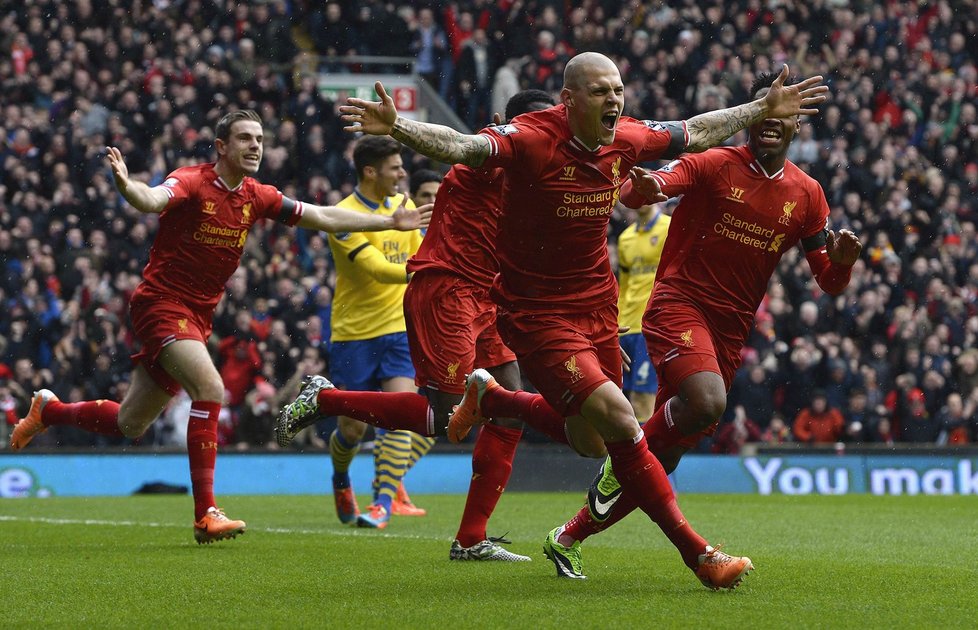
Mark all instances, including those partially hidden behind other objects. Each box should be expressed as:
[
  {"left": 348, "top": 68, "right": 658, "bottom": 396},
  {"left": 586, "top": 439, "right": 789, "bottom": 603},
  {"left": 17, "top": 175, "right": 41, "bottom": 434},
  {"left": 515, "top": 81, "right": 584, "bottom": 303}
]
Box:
[
  {"left": 684, "top": 65, "right": 828, "bottom": 153},
  {"left": 105, "top": 146, "right": 169, "bottom": 214},
  {"left": 340, "top": 81, "right": 490, "bottom": 167},
  {"left": 296, "top": 194, "right": 431, "bottom": 233}
]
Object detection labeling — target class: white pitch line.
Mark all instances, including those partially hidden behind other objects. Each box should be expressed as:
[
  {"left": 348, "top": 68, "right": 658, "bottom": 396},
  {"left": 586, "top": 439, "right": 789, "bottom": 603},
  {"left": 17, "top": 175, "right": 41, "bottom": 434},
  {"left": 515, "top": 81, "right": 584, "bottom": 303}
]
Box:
[{"left": 0, "top": 515, "right": 445, "bottom": 542}]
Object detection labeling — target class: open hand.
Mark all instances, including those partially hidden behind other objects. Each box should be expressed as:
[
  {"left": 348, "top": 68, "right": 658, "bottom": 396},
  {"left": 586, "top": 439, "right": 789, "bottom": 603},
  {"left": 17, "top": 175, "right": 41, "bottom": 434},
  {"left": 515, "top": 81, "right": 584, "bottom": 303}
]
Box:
[
  {"left": 763, "top": 64, "right": 830, "bottom": 118},
  {"left": 627, "top": 167, "right": 668, "bottom": 204},
  {"left": 391, "top": 193, "right": 432, "bottom": 231},
  {"left": 105, "top": 146, "right": 130, "bottom": 192},
  {"left": 340, "top": 81, "right": 398, "bottom": 135}
]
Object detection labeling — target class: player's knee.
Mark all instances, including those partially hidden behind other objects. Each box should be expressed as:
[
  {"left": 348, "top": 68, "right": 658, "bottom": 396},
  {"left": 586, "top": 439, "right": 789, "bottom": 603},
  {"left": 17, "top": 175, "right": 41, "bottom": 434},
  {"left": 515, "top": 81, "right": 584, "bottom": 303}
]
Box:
[
  {"left": 687, "top": 391, "right": 726, "bottom": 430},
  {"left": 186, "top": 375, "right": 225, "bottom": 403},
  {"left": 573, "top": 441, "right": 608, "bottom": 458},
  {"left": 567, "top": 425, "right": 608, "bottom": 458},
  {"left": 338, "top": 422, "right": 366, "bottom": 444},
  {"left": 117, "top": 415, "right": 152, "bottom": 439}
]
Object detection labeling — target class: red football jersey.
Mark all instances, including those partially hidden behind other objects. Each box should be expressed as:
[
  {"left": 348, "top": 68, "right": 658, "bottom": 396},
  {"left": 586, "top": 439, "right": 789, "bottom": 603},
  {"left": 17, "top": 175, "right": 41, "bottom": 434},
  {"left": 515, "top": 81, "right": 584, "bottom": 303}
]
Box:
[
  {"left": 138, "top": 163, "right": 303, "bottom": 310},
  {"left": 645, "top": 145, "right": 829, "bottom": 340},
  {"left": 480, "top": 105, "right": 687, "bottom": 313},
  {"left": 406, "top": 164, "right": 503, "bottom": 288}
]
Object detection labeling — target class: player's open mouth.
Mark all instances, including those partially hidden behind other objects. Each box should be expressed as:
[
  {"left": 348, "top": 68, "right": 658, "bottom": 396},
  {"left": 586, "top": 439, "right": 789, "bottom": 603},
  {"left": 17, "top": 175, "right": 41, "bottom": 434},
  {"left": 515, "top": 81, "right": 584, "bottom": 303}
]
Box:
[
  {"left": 601, "top": 112, "right": 619, "bottom": 131},
  {"left": 243, "top": 154, "right": 260, "bottom": 163},
  {"left": 757, "top": 128, "right": 782, "bottom": 146}
]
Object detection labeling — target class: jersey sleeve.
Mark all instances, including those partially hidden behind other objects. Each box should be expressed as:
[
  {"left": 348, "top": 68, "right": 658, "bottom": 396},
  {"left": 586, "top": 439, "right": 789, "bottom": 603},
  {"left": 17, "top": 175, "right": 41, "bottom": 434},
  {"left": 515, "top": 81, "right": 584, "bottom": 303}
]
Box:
[
  {"left": 648, "top": 150, "right": 714, "bottom": 198},
  {"left": 479, "top": 122, "right": 530, "bottom": 169},
  {"left": 637, "top": 120, "right": 688, "bottom": 162},
  {"left": 801, "top": 180, "right": 830, "bottom": 239},
  {"left": 328, "top": 232, "right": 409, "bottom": 285},
  {"left": 155, "top": 170, "right": 195, "bottom": 208},
  {"left": 254, "top": 183, "right": 303, "bottom": 226}
]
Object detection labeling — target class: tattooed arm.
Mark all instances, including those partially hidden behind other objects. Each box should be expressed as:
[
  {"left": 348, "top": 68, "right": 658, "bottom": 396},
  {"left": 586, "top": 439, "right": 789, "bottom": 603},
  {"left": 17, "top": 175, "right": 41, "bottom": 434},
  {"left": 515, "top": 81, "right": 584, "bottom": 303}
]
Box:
[
  {"left": 390, "top": 118, "right": 490, "bottom": 167},
  {"left": 684, "top": 64, "right": 828, "bottom": 153},
  {"left": 340, "top": 81, "right": 490, "bottom": 167}
]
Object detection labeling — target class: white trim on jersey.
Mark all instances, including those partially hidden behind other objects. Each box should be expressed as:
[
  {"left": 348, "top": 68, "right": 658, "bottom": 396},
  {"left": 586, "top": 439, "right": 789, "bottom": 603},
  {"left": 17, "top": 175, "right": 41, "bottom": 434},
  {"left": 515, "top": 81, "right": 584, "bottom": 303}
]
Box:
[{"left": 748, "top": 160, "right": 785, "bottom": 181}]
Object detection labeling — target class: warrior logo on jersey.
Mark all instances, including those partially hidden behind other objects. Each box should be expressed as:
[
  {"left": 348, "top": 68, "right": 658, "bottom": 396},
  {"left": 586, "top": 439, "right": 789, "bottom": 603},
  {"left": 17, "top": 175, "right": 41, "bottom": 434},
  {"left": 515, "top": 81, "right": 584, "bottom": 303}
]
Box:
[
  {"left": 446, "top": 361, "right": 461, "bottom": 384},
  {"left": 202, "top": 201, "right": 217, "bottom": 215},
  {"left": 680, "top": 329, "right": 694, "bottom": 347},
  {"left": 489, "top": 124, "right": 519, "bottom": 136},
  {"left": 559, "top": 165, "right": 577, "bottom": 181},
  {"left": 780, "top": 201, "right": 797, "bottom": 225},
  {"left": 726, "top": 187, "right": 746, "bottom": 203},
  {"left": 241, "top": 203, "right": 252, "bottom": 224},
  {"left": 564, "top": 354, "right": 584, "bottom": 383}
]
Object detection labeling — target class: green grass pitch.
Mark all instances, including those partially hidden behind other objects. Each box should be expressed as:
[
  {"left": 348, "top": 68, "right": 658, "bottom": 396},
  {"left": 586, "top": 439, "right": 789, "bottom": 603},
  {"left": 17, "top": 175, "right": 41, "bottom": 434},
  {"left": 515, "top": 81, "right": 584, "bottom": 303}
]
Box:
[{"left": 1, "top": 493, "right": 972, "bottom": 628}]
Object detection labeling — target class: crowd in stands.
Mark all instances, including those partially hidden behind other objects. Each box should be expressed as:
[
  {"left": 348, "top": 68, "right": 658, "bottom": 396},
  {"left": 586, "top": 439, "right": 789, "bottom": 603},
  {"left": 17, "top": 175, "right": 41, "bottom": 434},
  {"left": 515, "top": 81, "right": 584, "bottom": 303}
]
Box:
[{"left": 1, "top": 0, "right": 977, "bottom": 450}]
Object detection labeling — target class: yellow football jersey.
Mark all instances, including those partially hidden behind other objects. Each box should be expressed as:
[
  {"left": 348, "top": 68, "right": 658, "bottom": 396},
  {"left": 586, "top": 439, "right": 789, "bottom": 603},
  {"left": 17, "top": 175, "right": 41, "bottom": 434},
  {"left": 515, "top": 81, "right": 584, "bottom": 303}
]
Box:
[
  {"left": 328, "top": 190, "right": 423, "bottom": 341},
  {"left": 617, "top": 211, "right": 671, "bottom": 332}
]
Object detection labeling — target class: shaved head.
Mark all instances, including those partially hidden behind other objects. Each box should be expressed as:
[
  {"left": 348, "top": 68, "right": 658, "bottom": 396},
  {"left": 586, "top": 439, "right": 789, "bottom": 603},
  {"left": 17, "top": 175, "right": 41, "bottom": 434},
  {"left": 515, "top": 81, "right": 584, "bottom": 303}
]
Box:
[
  {"left": 563, "top": 52, "right": 619, "bottom": 90},
  {"left": 560, "top": 52, "right": 625, "bottom": 148}
]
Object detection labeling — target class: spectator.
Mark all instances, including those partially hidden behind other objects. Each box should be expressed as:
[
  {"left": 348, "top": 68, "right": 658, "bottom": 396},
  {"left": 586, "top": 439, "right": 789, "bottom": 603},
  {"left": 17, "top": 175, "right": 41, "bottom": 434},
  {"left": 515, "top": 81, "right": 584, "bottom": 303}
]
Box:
[
  {"left": 761, "top": 413, "right": 792, "bottom": 445},
  {"left": 455, "top": 28, "right": 496, "bottom": 130},
  {"left": 410, "top": 7, "right": 448, "bottom": 92},
  {"left": 712, "top": 405, "right": 762, "bottom": 454},
  {"left": 936, "top": 392, "right": 977, "bottom": 445},
  {"left": 728, "top": 364, "right": 776, "bottom": 428},
  {"left": 793, "top": 390, "right": 846, "bottom": 444}
]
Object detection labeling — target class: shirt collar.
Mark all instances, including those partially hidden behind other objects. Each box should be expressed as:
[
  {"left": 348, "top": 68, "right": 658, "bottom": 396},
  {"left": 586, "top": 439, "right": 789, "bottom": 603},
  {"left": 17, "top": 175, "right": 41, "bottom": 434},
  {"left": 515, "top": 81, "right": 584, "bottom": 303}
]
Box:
[
  {"left": 354, "top": 187, "right": 392, "bottom": 210},
  {"left": 637, "top": 209, "right": 662, "bottom": 232}
]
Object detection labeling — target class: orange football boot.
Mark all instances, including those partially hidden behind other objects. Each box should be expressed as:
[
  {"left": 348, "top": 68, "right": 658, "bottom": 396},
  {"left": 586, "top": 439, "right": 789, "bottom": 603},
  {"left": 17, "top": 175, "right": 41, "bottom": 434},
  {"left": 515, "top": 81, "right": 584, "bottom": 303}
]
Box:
[
  {"left": 10, "top": 389, "right": 59, "bottom": 450},
  {"left": 193, "top": 507, "right": 246, "bottom": 544},
  {"left": 694, "top": 545, "right": 754, "bottom": 590},
  {"left": 447, "top": 369, "right": 499, "bottom": 443},
  {"left": 392, "top": 483, "right": 427, "bottom": 516}
]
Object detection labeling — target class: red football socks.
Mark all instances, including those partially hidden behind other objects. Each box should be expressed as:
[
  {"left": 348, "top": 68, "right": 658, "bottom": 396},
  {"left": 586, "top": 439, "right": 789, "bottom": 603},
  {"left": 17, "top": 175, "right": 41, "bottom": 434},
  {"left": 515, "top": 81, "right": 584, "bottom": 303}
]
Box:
[
  {"left": 564, "top": 490, "right": 638, "bottom": 543},
  {"left": 187, "top": 401, "right": 221, "bottom": 521},
  {"left": 41, "top": 399, "right": 124, "bottom": 437},
  {"left": 642, "top": 397, "right": 685, "bottom": 453},
  {"left": 317, "top": 389, "right": 434, "bottom": 436},
  {"left": 480, "top": 389, "right": 568, "bottom": 445},
  {"left": 604, "top": 435, "right": 707, "bottom": 569},
  {"left": 454, "top": 424, "right": 523, "bottom": 547},
  {"left": 560, "top": 505, "right": 605, "bottom": 543}
]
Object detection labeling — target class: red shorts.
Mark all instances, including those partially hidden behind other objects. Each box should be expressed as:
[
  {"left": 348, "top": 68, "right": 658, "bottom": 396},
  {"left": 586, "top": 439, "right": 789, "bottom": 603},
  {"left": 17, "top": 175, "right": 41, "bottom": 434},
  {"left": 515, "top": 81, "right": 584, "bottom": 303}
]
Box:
[
  {"left": 129, "top": 290, "right": 213, "bottom": 396},
  {"left": 644, "top": 300, "right": 742, "bottom": 448},
  {"left": 497, "top": 304, "right": 621, "bottom": 417},
  {"left": 404, "top": 270, "right": 516, "bottom": 394}
]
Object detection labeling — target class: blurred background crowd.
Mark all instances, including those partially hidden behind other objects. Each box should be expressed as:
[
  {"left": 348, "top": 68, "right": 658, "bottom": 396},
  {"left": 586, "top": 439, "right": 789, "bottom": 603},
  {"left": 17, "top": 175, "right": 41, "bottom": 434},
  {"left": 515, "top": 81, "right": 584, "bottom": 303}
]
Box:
[{"left": 1, "top": 0, "right": 977, "bottom": 450}]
